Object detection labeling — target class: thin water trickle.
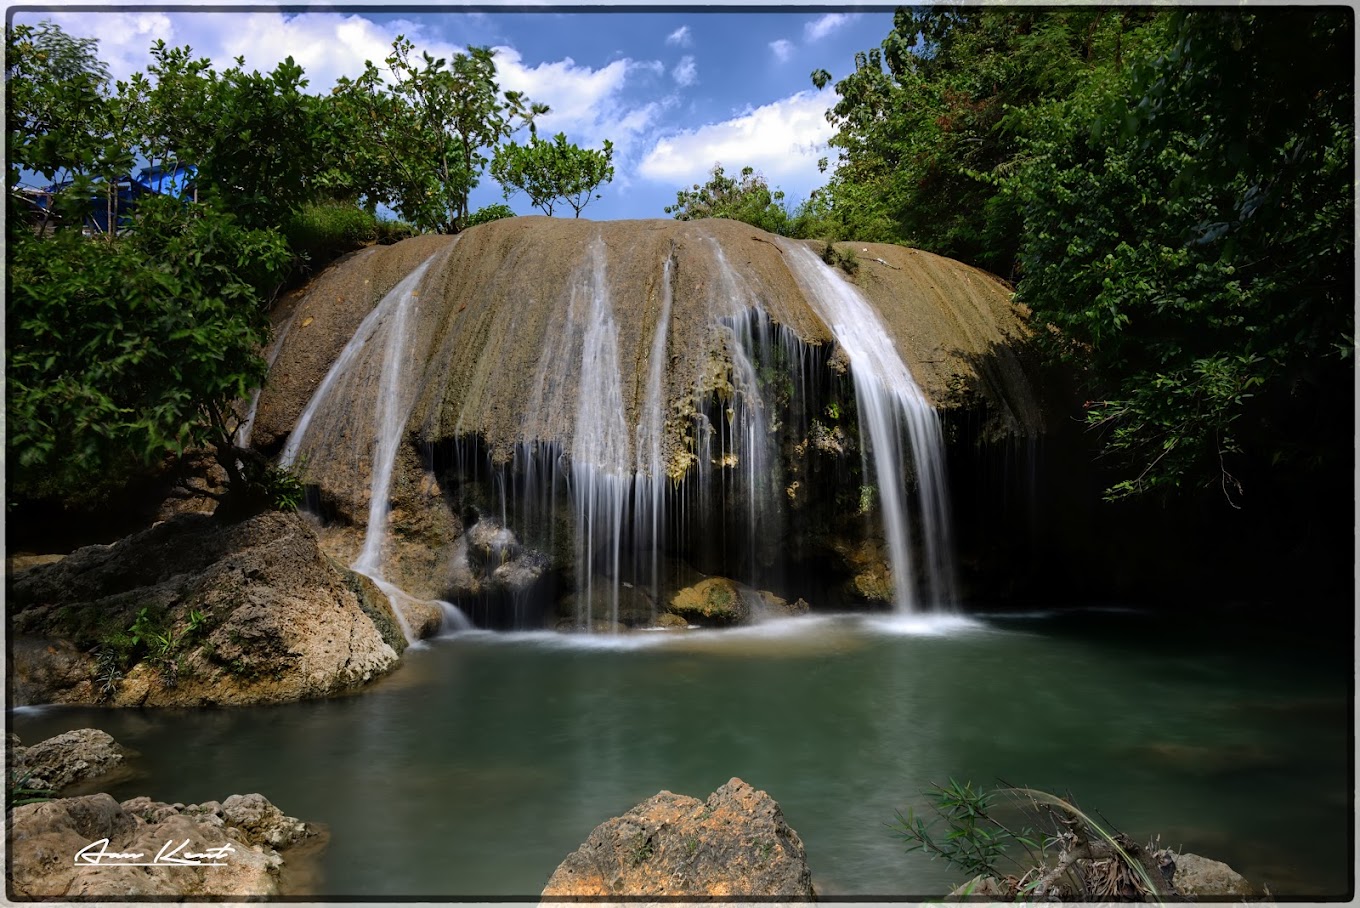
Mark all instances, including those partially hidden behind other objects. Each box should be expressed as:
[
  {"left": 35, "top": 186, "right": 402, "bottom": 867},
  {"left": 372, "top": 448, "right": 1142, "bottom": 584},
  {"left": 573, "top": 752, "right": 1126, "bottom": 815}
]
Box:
[
  {"left": 277, "top": 252, "right": 470, "bottom": 640},
  {"left": 779, "top": 240, "right": 957, "bottom": 612}
]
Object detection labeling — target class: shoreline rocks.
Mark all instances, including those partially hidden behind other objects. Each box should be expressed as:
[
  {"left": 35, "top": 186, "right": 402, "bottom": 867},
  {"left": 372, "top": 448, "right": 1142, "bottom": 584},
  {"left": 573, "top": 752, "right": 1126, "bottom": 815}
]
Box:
[
  {"left": 8, "top": 510, "right": 407, "bottom": 707},
  {"left": 10, "top": 729, "right": 130, "bottom": 794},
  {"left": 8, "top": 791, "right": 323, "bottom": 899}
]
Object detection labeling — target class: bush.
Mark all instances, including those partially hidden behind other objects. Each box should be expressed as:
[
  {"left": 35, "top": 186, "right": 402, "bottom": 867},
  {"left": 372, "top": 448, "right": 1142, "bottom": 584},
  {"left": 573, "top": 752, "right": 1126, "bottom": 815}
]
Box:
[
  {"left": 283, "top": 201, "right": 377, "bottom": 267},
  {"left": 465, "top": 203, "right": 516, "bottom": 227},
  {"left": 374, "top": 218, "right": 417, "bottom": 244}
]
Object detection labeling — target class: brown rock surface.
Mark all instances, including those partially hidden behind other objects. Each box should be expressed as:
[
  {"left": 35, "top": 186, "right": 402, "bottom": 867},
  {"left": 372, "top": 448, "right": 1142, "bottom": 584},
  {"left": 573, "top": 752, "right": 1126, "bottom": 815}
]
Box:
[
  {"left": 7, "top": 792, "right": 320, "bottom": 899},
  {"left": 8, "top": 511, "right": 403, "bottom": 706},
  {"left": 541, "top": 777, "right": 814, "bottom": 898},
  {"left": 10, "top": 729, "right": 128, "bottom": 793},
  {"left": 1172, "top": 851, "right": 1258, "bottom": 898}
]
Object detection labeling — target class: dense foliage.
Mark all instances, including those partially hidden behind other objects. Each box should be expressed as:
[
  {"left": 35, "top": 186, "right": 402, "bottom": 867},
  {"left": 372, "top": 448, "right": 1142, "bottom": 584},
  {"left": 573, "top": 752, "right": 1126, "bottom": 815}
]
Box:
[
  {"left": 663, "top": 163, "right": 836, "bottom": 239},
  {"left": 811, "top": 7, "right": 1353, "bottom": 503},
  {"left": 7, "top": 23, "right": 328, "bottom": 510}
]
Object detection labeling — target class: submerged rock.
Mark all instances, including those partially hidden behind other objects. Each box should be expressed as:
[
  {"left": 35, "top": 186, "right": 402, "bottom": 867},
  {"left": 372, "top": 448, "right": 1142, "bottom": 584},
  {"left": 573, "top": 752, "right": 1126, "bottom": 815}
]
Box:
[
  {"left": 8, "top": 511, "right": 403, "bottom": 707},
  {"left": 7, "top": 791, "right": 321, "bottom": 899},
  {"left": 541, "top": 777, "right": 814, "bottom": 898}
]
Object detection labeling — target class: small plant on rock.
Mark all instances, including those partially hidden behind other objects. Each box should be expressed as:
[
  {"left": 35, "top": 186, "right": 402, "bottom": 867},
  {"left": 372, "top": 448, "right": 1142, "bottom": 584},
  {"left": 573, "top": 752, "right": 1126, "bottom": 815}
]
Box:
[
  {"left": 892, "top": 781, "right": 1177, "bottom": 902},
  {"left": 7, "top": 770, "right": 55, "bottom": 809}
]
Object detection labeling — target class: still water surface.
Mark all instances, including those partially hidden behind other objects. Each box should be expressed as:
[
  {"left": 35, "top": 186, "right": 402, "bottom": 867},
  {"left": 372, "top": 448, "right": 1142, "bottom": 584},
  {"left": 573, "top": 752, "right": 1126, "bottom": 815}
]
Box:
[{"left": 11, "top": 609, "right": 1352, "bottom": 898}]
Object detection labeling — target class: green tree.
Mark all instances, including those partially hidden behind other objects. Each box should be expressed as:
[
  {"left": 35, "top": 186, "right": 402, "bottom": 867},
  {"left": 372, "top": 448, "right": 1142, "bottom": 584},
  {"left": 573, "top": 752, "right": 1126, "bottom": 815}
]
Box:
[
  {"left": 7, "top": 21, "right": 134, "bottom": 237},
  {"left": 664, "top": 163, "right": 792, "bottom": 235},
  {"left": 491, "top": 132, "right": 614, "bottom": 217},
  {"left": 6, "top": 22, "right": 301, "bottom": 514},
  {"left": 1002, "top": 9, "right": 1353, "bottom": 502},
  {"left": 812, "top": 8, "right": 1155, "bottom": 271},
  {"left": 332, "top": 37, "right": 545, "bottom": 233},
  {"left": 8, "top": 197, "right": 292, "bottom": 510}
]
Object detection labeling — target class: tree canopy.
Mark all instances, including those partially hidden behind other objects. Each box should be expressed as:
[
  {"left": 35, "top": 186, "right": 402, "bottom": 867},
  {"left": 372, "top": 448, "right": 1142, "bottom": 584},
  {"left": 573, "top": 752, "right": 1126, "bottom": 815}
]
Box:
[
  {"left": 808, "top": 7, "right": 1354, "bottom": 504},
  {"left": 491, "top": 132, "right": 615, "bottom": 218}
]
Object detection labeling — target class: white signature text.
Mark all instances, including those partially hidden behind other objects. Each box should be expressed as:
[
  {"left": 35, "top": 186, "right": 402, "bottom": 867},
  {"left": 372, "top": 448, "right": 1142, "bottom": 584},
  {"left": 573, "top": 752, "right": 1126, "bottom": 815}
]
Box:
[{"left": 75, "top": 838, "right": 236, "bottom": 867}]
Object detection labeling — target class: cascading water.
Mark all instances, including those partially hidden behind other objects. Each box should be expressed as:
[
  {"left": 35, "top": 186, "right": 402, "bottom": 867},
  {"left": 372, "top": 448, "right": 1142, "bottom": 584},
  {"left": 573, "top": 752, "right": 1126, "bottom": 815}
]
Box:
[
  {"left": 280, "top": 251, "right": 471, "bottom": 640},
  {"left": 778, "top": 239, "right": 957, "bottom": 612},
  {"left": 567, "top": 236, "right": 633, "bottom": 629},
  {"left": 259, "top": 219, "right": 1041, "bottom": 633}
]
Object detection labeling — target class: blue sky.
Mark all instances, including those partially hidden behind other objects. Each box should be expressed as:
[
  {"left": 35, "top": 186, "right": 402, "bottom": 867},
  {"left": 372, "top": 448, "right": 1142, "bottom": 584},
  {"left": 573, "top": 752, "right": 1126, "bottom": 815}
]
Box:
[{"left": 10, "top": 7, "right": 898, "bottom": 221}]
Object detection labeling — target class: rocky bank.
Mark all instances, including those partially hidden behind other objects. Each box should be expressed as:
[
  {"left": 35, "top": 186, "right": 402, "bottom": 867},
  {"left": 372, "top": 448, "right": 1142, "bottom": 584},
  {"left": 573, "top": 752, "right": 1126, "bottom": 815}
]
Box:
[{"left": 9, "top": 510, "right": 411, "bottom": 707}]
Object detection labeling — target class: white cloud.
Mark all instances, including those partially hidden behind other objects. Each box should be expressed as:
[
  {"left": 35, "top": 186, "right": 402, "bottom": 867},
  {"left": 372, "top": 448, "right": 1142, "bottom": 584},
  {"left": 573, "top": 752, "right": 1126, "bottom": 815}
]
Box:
[
  {"left": 665, "top": 26, "right": 692, "bottom": 48},
  {"left": 637, "top": 88, "right": 836, "bottom": 197},
  {"left": 769, "top": 39, "right": 795, "bottom": 63},
  {"left": 22, "top": 11, "right": 439, "bottom": 90},
  {"left": 671, "top": 55, "right": 697, "bottom": 87},
  {"left": 804, "top": 13, "right": 858, "bottom": 43},
  {"left": 494, "top": 47, "right": 664, "bottom": 161}
]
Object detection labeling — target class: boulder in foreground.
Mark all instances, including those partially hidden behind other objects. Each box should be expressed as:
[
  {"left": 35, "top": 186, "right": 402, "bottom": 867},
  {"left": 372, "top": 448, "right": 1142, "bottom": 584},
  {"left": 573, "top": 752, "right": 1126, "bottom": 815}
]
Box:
[
  {"left": 541, "top": 777, "right": 814, "bottom": 898},
  {"left": 8, "top": 791, "right": 321, "bottom": 899}
]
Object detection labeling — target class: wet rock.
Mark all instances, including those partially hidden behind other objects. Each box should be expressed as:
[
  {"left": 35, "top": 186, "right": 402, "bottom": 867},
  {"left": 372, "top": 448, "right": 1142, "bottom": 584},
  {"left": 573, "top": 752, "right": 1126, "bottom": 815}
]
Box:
[
  {"left": 8, "top": 511, "right": 402, "bottom": 707},
  {"left": 560, "top": 583, "right": 658, "bottom": 629},
  {"left": 8, "top": 792, "right": 319, "bottom": 899},
  {"left": 668, "top": 577, "right": 750, "bottom": 626},
  {"left": 10, "top": 729, "right": 127, "bottom": 793},
  {"left": 541, "top": 777, "right": 814, "bottom": 898},
  {"left": 667, "top": 578, "right": 807, "bottom": 626},
  {"left": 1172, "top": 851, "right": 1257, "bottom": 899},
  {"left": 10, "top": 638, "right": 98, "bottom": 707}
]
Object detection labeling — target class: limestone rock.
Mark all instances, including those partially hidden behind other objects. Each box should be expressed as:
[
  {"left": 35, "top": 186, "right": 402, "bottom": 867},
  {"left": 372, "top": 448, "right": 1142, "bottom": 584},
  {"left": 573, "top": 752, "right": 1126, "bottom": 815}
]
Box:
[
  {"left": 8, "top": 792, "right": 318, "bottom": 899},
  {"left": 1172, "top": 851, "right": 1257, "bottom": 898},
  {"left": 541, "top": 777, "right": 814, "bottom": 898},
  {"left": 668, "top": 577, "right": 750, "bottom": 626},
  {"left": 8, "top": 511, "right": 402, "bottom": 707},
  {"left": 11, "top": 729, "right": 127, "bottom": 793},
  {"left": 667, "top": 578, "right": 807, "bottom": 626},
  {"left": 221, "top": 794, "right": 310, "bottom": 850}
]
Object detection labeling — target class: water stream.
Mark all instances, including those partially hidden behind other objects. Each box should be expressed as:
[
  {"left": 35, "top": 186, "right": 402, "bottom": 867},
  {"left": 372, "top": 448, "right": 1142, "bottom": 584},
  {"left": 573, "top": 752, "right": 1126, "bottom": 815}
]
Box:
[{"left": 780, "top": 240, "right": 957, "bottom": 610}]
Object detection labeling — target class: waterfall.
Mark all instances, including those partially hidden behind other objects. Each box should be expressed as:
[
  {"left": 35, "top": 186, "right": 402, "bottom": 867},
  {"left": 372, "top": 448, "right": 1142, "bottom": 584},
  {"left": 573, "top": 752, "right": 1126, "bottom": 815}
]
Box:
[
  {"left": 568, "top": 236, "right": 632, "bottom": 629},
  {"left": 235, "top": 304, "right": 303, "bottom": 449},
  {"left": 632, "top": 249, "right": 675, "bottom": 607},
  {"left": 778, "top": 240, "right": 957, "bottom": 611},
  {"left": 278, "top": 250, "right": 471, "bottom": 640},
  {"left": 255, "top": 220, "right": 1046, "bottom": 632}
]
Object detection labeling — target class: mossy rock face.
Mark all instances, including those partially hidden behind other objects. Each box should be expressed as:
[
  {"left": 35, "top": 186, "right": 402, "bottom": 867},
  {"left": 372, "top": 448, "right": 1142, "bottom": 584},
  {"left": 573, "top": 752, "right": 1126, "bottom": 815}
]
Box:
[{"left": 669, "top": 577, "right": 749, "bottom": 626}]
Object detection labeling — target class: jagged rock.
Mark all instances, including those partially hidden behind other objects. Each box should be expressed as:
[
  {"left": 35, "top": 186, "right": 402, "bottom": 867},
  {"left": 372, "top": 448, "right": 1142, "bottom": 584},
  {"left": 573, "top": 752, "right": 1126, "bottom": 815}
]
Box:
[
  {"left": 541, "top": 777, "right": 814, "bottom": 898},
  {"left": 10, "top": 729, "right": 128, "bottom": 793},
  {"left": 8, "top": 511, "right": 403, "bottom": 707},
  {"left": 8, "top": 792, "right": 319, "bottom": 899},
  {"left": 1172, "top": 851, "right": 1257, "bottom": 898},
  {"left": 220, "top": 794, "right": 310, "bottom": 850}
]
